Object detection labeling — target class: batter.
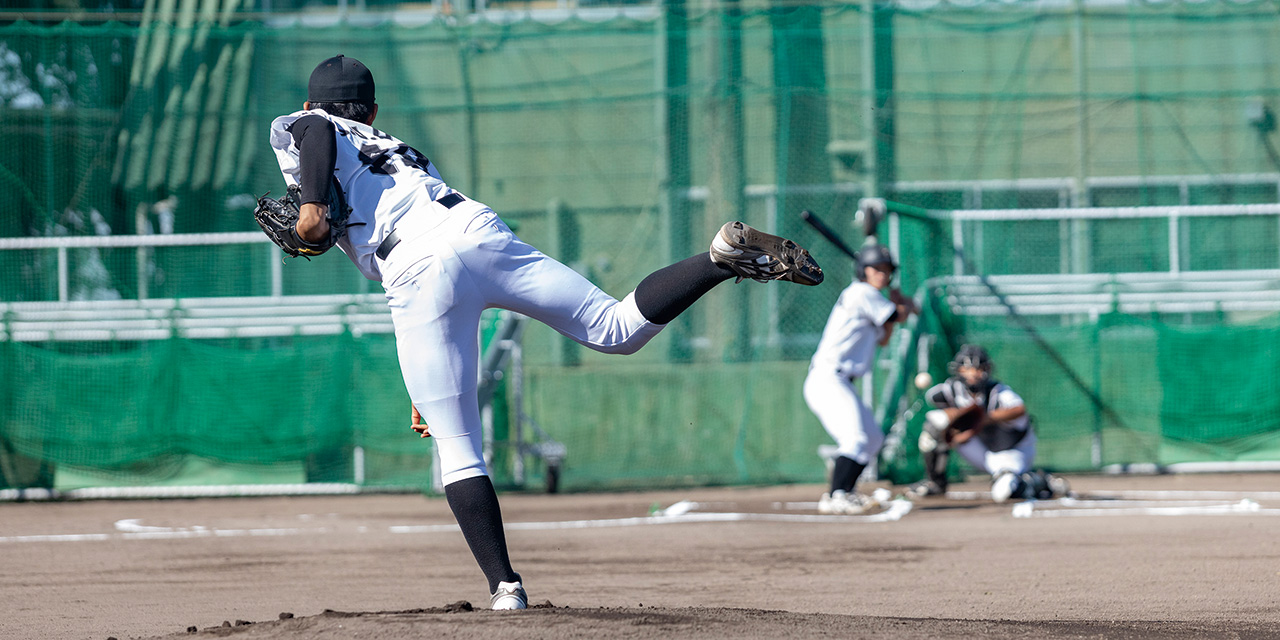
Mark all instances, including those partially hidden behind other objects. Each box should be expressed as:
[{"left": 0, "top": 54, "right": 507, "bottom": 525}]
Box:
[{"left": 804, "top": 244, "right": 914, "bottom": 515}]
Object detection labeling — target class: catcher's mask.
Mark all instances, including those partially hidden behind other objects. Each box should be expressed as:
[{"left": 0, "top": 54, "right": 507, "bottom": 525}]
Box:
[
  {"left": 856, "top": 244, "right": 896, "bottom": 281},
  {"left": 949, "top": 344, "right": 993, "bottom": 389}
]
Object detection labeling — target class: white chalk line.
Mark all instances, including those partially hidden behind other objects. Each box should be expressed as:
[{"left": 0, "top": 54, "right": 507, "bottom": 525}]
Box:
[
  {"left": 390, "top": 499, "right": 914, "bottom": 534},
  {"left": 0, "top": 519, "right": 327, "bottom": 543},
  {"left": 1056, "top": 498, "right": 1256, "bottom": 509},
  {"left": 1013, "top": 498, "right": 1280, "bottom": 518},
  {"left": 0, "top": 500, "right": 913, "bottom": 544},
  {"left": 1083, "top": 489, "right": 1280, "bottom": 501}
]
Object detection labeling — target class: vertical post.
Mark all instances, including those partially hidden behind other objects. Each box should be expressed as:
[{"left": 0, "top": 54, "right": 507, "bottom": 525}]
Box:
[
  {"left": 1091, "top": 316, "right": 1103, "bottom": 468},
  {"left": 547, "top": 199, "right": 580, "bottom": 366},
  {"left": 771, "top": 1, "right": 834, "bottom": 358},
  {"left": 1168, "top": 212, "right": 1180, "bottom": 275},
  {"left": 951, "top": 218, "right": 964, "bottom": 276},
  {"left": 974, "top": 220, "right": 984, "bottom": 275},
  {"left": 511, "top": 336, "right": 526, "bottom": 486},
  {"left": 1070, "top": 0, "right": 1092, "bottom": 276},
  {"left": 888, "top": 212, "right": 900, "bottom": 268},
  {"left": 136, "top": 205, "right": 149, "bottom": 300},
  {"left": 660, "top": 0, "right": 693, "bottom": 362},
  {"left": 270, "top": 245, "right": 283, "bottom": 297},
  {"left": 481, "top": 401, "right": 493, "bottom": 475},
  {"left": 57, "top": 247, "right": 68, "bottom": 302},
  {"left": 862, "top": 0, "right": 895, "bottom": 200},
  {"left": 1071, "top": 0, "right": 1089, "bottom": 208},
  {"left": 707, "top": 0, "right": 749, "bottom": 360},
  {"left": 431, "top": 442, "right": 443, "bottom": 494},
  {"left": 765, "top": 193, "right": 780, "bottom": 349},
  {"left": 770, "top": 2, "right": 832, "bottom": 235},
  {"left": 459, "top": 45, "right": 480, "bottom": 195}
]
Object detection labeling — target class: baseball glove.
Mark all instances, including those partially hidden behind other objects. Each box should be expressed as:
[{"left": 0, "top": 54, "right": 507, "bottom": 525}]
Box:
[
  {"left": 254, "top": 182, "right": 351, "bottom": 259},
  {"left": 943, "top": 404, "right": 987, "bottom": 444}
]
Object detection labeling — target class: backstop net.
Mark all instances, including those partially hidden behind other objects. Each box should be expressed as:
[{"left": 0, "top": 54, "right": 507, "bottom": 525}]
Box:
[{"left": 875, "top": 198, "right": 1280, "bottom": 485}]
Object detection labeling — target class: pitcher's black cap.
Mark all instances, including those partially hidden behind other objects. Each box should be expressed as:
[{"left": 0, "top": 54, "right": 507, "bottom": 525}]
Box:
[{"left": 308, "top": 55, "right": 375, "bottom": 103}]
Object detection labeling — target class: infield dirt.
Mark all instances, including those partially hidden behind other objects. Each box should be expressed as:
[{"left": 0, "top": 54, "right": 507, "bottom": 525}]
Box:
[{"left": 1, "top": 472, "right": 1276, "bottom": 639}]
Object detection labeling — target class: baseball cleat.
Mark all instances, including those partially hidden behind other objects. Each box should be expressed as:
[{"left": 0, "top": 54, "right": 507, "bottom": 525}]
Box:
[
  {"left": 710, "top": 221, "right": 824, "bottom": 286},
  {"left": 817, "top": 490, "right": 875, "bottom": 515},
  {"left": 1046, "top": 473, "right": 1071, "bottom": 499},
  {"left": 490, "top": 581, "right": 528, "bottom": 610},
  {"left": 903, "top": 480, "right": 946, "bottom": 500},
  {"left": 991, "top": 471, "right": 1021, "bottom": 503}
]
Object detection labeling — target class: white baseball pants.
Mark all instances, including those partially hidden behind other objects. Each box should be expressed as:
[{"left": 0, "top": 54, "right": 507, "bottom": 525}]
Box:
[
  {"left": 954, "top": 428, "right": 1037, "bottom": 478},
  {"left": 381, "top": 201, "right": 663, "bottom": 486},
  {"left": 803, "top": 367, "right": 883, "bottom": 466}
]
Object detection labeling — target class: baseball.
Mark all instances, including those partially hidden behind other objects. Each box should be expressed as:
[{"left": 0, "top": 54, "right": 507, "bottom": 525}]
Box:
[{"left": 914, "top": 372, "right": 933, "bottom": 390}]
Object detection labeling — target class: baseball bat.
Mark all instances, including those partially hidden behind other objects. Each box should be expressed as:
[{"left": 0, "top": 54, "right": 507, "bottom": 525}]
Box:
[{"left": 799, "top": 209, "right": 858, "bottom": 261}]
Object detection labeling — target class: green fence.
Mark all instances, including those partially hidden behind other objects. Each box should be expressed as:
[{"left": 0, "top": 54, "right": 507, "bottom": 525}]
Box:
[{"left": 3, "top": 0, "right": 1280, "bottom": 493}]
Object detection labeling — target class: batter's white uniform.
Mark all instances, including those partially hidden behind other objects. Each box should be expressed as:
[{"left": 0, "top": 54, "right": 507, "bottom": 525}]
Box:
[
  {"left": 803, "top": 281, "right": 897, "bottom": 465},
  {"left": 271, "top": 110, "right": 664, "bottom": 486},
  {"left": 924, "top": 378, "right": 1035, "bottom": 477}
]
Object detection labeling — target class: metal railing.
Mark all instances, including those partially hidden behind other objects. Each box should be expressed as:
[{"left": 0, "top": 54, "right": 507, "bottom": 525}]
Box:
[{"left": 0, "top": 232, "right": 283, "bottom": 302}]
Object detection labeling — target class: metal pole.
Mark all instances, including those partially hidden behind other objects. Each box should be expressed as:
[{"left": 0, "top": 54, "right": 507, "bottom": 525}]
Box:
[
  {"left": 270, "top": 245, "right": 283, "bottom": 297},
  {"left": 861, "top": 0, "right": 877, "bottom": 199},
  {"left": 57, "top": 247, "right": 68, "bottom": 302},
  {"left": 510, "top": 334, "right": 525, "bottom": 486}
]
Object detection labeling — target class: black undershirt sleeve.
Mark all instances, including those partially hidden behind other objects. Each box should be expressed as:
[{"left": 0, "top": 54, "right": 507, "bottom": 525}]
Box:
[{"left": 287, "top": 114, "right": 337, "bottom": 205}]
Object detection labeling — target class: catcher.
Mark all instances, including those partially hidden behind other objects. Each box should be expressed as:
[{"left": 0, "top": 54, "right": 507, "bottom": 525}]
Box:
[{"left": 907, "top": 345, "right": 1064, "bottom": 503}]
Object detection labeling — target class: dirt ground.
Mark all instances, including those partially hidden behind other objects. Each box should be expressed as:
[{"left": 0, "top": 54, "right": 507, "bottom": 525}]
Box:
[{"left": 1, "top": 472, "right": 1278, "bottom": 640}]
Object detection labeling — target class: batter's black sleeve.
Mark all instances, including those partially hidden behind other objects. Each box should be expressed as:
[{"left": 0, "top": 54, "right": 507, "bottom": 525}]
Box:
[{"left": 287, "top": 114, "right": 337, "bottom": 206}]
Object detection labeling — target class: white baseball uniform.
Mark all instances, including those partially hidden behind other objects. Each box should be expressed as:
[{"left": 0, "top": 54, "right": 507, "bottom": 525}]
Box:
[
  {"left": 803, "top": 280, "right": 897, "bottom": 465},
  {"left": 270, "top": 109, "right": 664, "bottom": 486},
  {"left": 924, "top": 378, "right": 1035, "bottom": 477}
]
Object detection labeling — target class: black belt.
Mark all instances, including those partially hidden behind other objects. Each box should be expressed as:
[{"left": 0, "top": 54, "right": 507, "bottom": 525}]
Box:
[{"left": 375, "top": 192, "right": 466, "bottom": 260}]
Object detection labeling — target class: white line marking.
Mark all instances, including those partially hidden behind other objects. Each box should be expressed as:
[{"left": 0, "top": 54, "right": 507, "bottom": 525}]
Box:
[
  {"left": 389, "top": 500, "right": 915, "bottom": 534},
  {"left": 1013, "top": 499, "right": 1280, "bottom": 518},
  {"left": 1084, "top": 489, "right": 1280, "bottom": 501},
  {"left": 0, "top": 528, "right": 325, "bottom": 543},
  {"left": 1057, "top": 498, "right": 1249, "bottom": 509},
  {"left": 0, "top": 533, "right": 115, "bottom": 543},
  {"left": 0, "top": 501, "right": 915, "bottom": 544},
  {"left": 944, "top": 491, "right": 991, "bottom": 501},
  {"left": 0, "top": 519, "right": 328, "bottom": 544}
]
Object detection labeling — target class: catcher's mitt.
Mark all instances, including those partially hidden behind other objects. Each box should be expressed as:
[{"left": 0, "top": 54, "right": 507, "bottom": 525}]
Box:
[
  {"left": 254, "top": 181, "right": 351, "bottom": 259},
  {"left": 943, "top": 404, "right": 987, "bottom": 444}
]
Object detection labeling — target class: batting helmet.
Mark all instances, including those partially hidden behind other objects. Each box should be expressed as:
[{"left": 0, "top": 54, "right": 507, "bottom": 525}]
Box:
[
  {"left": 856, "top": 244, "right": 896, "bottom": 280},
  {"left": 949, "top": 344, "right": 992, "bottom": 374}
]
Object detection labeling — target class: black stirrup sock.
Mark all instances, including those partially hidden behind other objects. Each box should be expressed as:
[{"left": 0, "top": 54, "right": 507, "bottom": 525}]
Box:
[
  {"left": 444, "top": 475, "right": 521, "bottom": 593},
  {"left": 634, "top": 253, "right": 734, "bottom": 325},
  {"left": 925, "top": 450, "right": 950, "bottom": 490},
  {"left": 831, "top": 456, "right": 866, "bottom": 494}
]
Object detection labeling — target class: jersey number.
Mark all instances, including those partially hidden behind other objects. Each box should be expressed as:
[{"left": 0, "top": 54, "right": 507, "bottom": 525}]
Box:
[{"left": 347, "top": 125, "right": 432, "bottom": 176}]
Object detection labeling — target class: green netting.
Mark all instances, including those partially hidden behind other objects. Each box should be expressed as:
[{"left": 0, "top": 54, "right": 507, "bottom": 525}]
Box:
[
  {"left": 4, "top": 0, "right": 1280, "bottom": 492},
  {"left": 876, "top": 198, "right": 1280, "bottom": 483}
]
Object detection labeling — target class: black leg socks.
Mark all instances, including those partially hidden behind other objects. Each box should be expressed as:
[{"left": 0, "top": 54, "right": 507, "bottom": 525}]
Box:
[
  {"left": 633, "top": 253, "right": 734, "bottom": 325},
  {"left": 831, "top": 456, "right": 866, "bottom": 494},
  {"left": 444, "top": 475, "right": 520, "bottom": 593},
  {"left": 925, "top": 450, "right": 950, "bottom": 491}
]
